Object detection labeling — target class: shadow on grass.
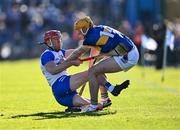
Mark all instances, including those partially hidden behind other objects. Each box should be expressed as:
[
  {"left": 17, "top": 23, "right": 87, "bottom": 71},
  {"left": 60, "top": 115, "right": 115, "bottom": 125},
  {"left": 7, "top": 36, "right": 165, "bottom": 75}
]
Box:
[{"left": 10, "top": 109, "right": 117, "bottom": 120}]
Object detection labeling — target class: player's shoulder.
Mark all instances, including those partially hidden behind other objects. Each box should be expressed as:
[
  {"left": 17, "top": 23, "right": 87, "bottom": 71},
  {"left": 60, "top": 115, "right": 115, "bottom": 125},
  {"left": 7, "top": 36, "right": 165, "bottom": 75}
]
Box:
[
  {"left": 41, "top": 49, "right": 54, "bottom": 58},
  {"left": 94, "top": 25, "right": 105, "bottom": 29},
  {"left": 96, "top": 25, "right": 111, "bottom": 28},
  {"left": 88, "top": 25, "right": 104, "bottom": 35},
  {"left": 40, "top": 49, "right": 55, "bottom": 65},
  {"left": 94, "top": 25, "right": 115, "bottom": 32}
]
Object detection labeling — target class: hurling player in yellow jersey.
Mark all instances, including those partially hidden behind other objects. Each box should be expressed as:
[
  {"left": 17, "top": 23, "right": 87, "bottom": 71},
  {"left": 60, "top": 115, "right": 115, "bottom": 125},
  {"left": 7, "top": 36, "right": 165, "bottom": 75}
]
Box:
[{"left": 67, "top": 16, "right": 139, "bottom": 112}]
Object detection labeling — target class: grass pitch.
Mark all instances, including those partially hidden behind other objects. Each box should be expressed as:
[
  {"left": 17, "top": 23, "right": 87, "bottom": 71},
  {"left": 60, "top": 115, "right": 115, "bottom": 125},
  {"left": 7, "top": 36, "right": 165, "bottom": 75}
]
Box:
[{"left": 0, "top": 59, "right": 180, "bottom": 129}]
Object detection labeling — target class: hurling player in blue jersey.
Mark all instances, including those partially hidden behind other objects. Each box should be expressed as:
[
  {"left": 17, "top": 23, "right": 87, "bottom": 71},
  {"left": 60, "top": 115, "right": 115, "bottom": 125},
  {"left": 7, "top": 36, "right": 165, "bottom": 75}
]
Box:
[
  {"left": 67, "top": 16, "right": 139, "bottom": 112},
  {"left": 40, "top": 30, "right": 115, "bottom": 112}
]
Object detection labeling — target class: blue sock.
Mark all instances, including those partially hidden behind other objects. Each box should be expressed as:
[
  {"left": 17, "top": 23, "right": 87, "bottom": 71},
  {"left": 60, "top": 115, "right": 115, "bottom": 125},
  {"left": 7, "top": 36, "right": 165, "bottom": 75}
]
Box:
[
  {"left": 105, "top": 82, "right": 114, "bottom": 92},
  {"left": 105, "top": 82, "right": 112, "bottom": 89}
]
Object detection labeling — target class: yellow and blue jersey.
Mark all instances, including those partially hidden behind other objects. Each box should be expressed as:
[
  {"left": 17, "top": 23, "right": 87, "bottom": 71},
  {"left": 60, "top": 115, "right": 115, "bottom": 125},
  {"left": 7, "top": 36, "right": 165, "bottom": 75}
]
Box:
[{"left": 83, "top": 25, "right": 134, "bottom": 53}]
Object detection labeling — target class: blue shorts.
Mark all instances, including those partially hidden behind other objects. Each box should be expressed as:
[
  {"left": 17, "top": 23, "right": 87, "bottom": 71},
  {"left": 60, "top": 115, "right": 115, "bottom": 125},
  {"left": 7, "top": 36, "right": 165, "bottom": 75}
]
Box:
[{"left": 52, "top": 75, "right": 77, "bottom": 107}]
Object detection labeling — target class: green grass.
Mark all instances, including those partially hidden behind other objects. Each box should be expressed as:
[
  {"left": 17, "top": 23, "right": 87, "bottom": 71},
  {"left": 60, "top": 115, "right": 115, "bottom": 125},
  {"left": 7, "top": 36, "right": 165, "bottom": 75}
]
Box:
[{"left": 0, "top": 59, "right": 180, "bottom": 129}]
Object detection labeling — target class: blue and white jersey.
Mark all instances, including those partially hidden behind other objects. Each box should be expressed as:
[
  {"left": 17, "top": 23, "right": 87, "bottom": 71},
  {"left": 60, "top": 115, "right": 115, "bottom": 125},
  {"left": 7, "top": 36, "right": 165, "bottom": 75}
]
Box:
[{"left": 40, "top": 49, "right": 68, "bottom": 86}]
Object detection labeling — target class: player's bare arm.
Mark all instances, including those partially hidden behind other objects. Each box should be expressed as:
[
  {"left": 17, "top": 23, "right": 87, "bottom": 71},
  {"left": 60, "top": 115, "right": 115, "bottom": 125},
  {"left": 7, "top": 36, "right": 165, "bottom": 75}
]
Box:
[
  {"left": 64, "top": 49, "right": 75, "bottom": 58},
  {"left": 66, "top": 46, "right": 90, "bottom": 61},
  {"left": 45, "top": 59, "right": 81, "bottom": 75}
]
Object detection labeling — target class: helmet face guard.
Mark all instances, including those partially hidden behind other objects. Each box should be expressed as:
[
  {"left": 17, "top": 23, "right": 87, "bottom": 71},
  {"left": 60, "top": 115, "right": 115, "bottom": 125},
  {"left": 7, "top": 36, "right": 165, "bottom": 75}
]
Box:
[
  {"left": 74, "top": 16, "right": 94, "bottom": 35},
  {"left": 43, "top": 30, "right": 62, "bottom": 51},
  {"left": 80, "top": 28, "right": 89, "bottom": 35}
]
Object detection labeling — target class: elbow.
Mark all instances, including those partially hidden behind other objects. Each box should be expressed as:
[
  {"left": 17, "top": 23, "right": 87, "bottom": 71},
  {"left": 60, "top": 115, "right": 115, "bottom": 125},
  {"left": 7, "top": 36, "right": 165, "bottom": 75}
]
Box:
[
  {"left": 47, "top": 68, "right": 59, "bottom": 75},
  {"left": 49, "top": 71, "right": 57, "bottom": 75}
]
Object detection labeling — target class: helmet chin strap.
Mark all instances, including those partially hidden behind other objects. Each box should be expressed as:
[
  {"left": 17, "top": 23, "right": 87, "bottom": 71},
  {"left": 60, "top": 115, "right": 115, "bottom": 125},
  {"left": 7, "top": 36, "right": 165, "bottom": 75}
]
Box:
[
  {"left": 80, "top": 28, "right": 89, "bottom": 35},
  {"left": 48, "top": 39, "right": 60, "bottom": 52},
  {"left": 47, "top": 39, "right": 55, "bottom": 51}
]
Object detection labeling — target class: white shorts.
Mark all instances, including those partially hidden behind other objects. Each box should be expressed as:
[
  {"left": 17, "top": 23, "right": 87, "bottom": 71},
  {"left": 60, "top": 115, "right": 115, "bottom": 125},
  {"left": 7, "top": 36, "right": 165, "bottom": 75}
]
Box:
[{"left": 113, "top": 46, "right": 139, "bottom": 71}]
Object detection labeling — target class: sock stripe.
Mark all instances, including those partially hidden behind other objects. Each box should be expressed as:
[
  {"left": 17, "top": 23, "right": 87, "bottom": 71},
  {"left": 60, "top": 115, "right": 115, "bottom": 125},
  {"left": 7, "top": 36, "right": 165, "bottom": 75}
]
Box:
[{"left": 105, "top": 82, "right": 114, "bottom": 92}]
